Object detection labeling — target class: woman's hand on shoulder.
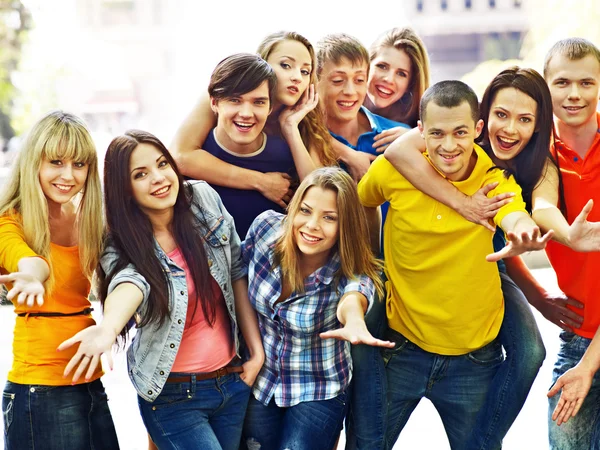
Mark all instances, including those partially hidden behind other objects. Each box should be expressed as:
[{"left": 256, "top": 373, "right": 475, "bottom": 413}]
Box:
[
  {"left": 57, "top": 324, "right": 117, "bottom": 383},
  {"left": 0, "top": 272, "right": 44, "bottom": 307}
]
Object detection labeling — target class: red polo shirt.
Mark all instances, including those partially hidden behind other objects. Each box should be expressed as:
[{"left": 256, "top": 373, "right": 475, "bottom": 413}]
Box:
[{"left": 546, "top": 112, "right": 600, "bottom": 338}]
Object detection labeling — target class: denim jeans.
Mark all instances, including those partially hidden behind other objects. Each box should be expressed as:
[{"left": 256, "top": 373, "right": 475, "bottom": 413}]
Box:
[
  {"left": 138, "top": 371, "right": 251, "bottom": 450},
  {"left": 345, "top": 293, "right": 388, "bottom": 450},
  {"left": 384, "top": 329, "right": 504, "bottom": 450},
  {"left": 466, "top": 272, "right": 546, "bottom": 450},
  {"left": 2, "top": 379, "right": 119, "bottom": 450},
  {"left": 548, "top": 331, "right": 600, "bottom": 450},
  {"left": 242, "top": 390, "right": 349, "bottom": 450}
]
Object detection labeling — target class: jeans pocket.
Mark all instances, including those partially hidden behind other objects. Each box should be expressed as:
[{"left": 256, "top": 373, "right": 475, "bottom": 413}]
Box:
[
  {"left": 2, "top": 391, "right": 14, "bottom": 434},
  {"left": 382, "top": 336, "right": 409, "bottom": 366},
  {"left": 147, "top": 386, "right": 193, "bottom": 411},
  {"left": 467, "top": 340, "right": 504, "bottom": 367},
  {"left": 558, "top": 330, "right": 580, "bottom": 347},
  {"left": 235, "top": 373, "right": 252, "bottom": 389}
]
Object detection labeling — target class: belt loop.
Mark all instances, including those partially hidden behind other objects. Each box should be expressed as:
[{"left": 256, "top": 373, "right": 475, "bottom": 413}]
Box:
[{"left": 190, "top": 374, "right": 196, "bottom": 394}]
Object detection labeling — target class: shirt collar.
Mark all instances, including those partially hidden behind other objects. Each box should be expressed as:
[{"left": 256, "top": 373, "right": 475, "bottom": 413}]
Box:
[{"left": 312, "top": 251, "right": 341, "bottom": 285}]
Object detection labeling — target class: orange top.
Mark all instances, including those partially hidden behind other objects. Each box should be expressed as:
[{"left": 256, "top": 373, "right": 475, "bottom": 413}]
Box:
[
  {"left": 546, "top": 112, "right": 600, "bottom": 338},
  {"left": 0, "top": 214, "right": 102, "bottom": 385},
  {"left": 168, "top": 247, "right": 235, "bottom": 373}
]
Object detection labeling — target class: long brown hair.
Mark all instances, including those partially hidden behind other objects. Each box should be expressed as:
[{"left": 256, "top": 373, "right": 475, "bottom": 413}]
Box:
[
  {"left": 369, "top": 27, "right": 430, "bottom": 127},
  {"left": 99, "top": 130, "right": 216, "bottom": 331},
  {"left": 274, "top": 167, "right": 383, "bottom": 298},
  {"left": 258, "top": 31, "right": 337, "bottom": 167}
]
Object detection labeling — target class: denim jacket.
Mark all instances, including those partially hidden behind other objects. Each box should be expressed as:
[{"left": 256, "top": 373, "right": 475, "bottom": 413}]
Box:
[{"left": 100, "top": 181, "right": 247, "bottom": 402}]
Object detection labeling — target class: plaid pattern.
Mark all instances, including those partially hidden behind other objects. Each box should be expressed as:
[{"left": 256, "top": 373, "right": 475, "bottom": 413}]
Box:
[{"left": 242, "top": 210, "right": 375, "bottom": 407}]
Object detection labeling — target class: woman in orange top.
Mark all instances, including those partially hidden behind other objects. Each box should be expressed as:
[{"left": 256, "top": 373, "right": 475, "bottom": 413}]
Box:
[{"left": 0, "top": 111, "right": 119, "bottom": 449}]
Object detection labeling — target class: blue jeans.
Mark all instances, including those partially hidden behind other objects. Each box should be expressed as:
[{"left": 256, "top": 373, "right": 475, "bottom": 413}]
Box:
[
  {"left": 2, "top": 379, "right": 119, "bottom": 450},
  {"left": 138, "top": 371, "right": 251, "bottom": 450},
  {"left": 384, "top": 329, "right": 504, "bottom": 450},
  {"left": 548, "top": 331, "right": 600, "bottom": 450},
  {"left": 345, "top": 292, "right": 388, "bottom": 450},
  {"left": 242, "top": 391, "right": 349, "bottom": 450},
  {"left": 466, "top": 272, "right": 546, "bottom": 450}
]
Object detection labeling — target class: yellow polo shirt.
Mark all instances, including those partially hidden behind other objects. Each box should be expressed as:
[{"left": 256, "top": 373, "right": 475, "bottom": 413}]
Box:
[{"left": 358, "top": 145, "right": 526, "bottom": 355}]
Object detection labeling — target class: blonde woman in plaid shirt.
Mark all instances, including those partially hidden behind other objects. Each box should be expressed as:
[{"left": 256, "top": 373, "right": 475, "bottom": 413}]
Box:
[{"left": 239, "top": 167, "right": 393, "bottom": 450}]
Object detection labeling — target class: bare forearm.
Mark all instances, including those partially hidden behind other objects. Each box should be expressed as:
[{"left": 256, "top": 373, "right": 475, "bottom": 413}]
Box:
[
  {"left": 579, "top": 327, "right": 600, "bottom": 374},
  {"left": 17, "top": 257, "right": 50, "bottom": 284},
  {"left": 101, "top": 283, "right": 143, "bottom": 337},
  {"left": 233, "top": 278, "right": 264, "bottom": 360},
  {"left": 281, "top": 126, "right": 316, "bottom": 180},
  {"left": 532, "top": 206, "right": 571, "bottom": 246},
  {"left": 337, "top": 292, "right": 368, "bottom": 325}
]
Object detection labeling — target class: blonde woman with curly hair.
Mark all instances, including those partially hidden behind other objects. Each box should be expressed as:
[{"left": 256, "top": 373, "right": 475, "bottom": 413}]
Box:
[
  {"left": 171, "top": 31, "right": 337, "bottom": 215},
  {"left": 0, "top": 110, "right": 118, "bottom": 449}
]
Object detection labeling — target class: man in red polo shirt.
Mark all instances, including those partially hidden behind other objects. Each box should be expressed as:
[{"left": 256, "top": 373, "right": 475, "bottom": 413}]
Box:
[{"left": 532, "top": 38, "right": 600, "bottom": 449}]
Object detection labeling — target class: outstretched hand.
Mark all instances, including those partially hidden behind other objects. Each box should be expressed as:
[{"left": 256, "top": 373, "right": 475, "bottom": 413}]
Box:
[
  {"left": 486, "top": 227, "right": 554, "bottom": 262},
  {"left": 569, "top": 199, "right": 600, "bottom": 252},
  {"left": 57, "top": 325, "right": 116, "bottom": 383},
  {"left": 548, "top": 364, "right": 594, "bottom": 426},
  {"left": 320, "top": 319, "right": 394, "bottom": 348},
  {"left": 0, "top": 272, "right": 45, "bottom": 307}
]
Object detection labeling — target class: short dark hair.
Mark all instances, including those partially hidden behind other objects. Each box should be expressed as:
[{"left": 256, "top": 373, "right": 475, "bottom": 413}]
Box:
[
  {"left": 419, "top": 80, "right": 479, "bottom": 123},
  {"left": 208, "top": 53, "right": 277, "bottom": 103},
  {"left": 316, "top": 33, "right": 369, "bottom": 78},
  {"left": 544, "top": 38, "right": 600, "bottom": 78}
]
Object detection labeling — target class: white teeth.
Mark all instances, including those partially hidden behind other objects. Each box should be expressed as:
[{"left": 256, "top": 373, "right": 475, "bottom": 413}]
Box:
[
  {"left": 54, "top": 184, "right": 72, "bottom": 192},
  {"left": 338, "top": 101, "right": 355, "bottom": 107},
  {"left": 301, "top": 232, "right": 320, "bottom": 242},
  {"left": 498, "top": 136, "right": 517, "bottom": 144},
  {"left": 234, "top": 122, "right": 253, "bottom": 129},
  {"left": 441, "top": 154, "right": 458, "bottom": 160},
  {"left": 152, "top": 186, "right": 169, "bottom": 195},
  {"left": 377, "top": 86, "right": 393, "bottom": 95}
]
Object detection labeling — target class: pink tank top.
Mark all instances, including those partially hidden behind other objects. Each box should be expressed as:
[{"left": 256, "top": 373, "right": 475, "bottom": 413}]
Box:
[{"left": 168, "top": 248, "right": 235, "bottom": 373}]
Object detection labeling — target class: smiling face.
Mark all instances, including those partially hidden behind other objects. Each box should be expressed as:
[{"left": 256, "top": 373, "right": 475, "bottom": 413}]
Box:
[
  {"left": 129, "top": 143, "right": 179, "bottom": 215},
  {"left": 38, "top": 156, "right": 89, "bottom": 208},
  {"left": 292, "top": 186, "right": 339, "bottom": 268},
  {"left": 266, "top": 39, "right": 313, "bottom": 107},
  {"left": 546, "top": 53, "right": 600, "bottom": 129},
  {"left": 317, "top": 56, "right": 368, "bottom": 127},
  {"left": 487, "top": 87, "right": 538, "bottom": 161},
  {"left": 418, "top": 101, "right": 484, "bottom": 181},
  {"left": 211, "top": 80, "right": 270, "bottom": 154},
  {"left": 368, "top": 46, "right": 412, "bottom": 111}
]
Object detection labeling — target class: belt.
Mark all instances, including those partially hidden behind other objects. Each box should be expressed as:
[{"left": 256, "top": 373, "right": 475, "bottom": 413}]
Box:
[
  {"left": 17, "top": 307, "right": 94, "bottom": 318},
  {"left": 166, "top": 365, "right": 244, "bottom": 383}
]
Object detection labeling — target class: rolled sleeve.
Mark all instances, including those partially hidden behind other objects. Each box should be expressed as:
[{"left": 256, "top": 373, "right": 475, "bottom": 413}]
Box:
[
  {"left": 357, "top": 156, "right": 388, "bottom": 208},
  {"left": 100, "top": 245, "right": 150, "bottom": 302},
  {"left": 343, "top": 275, "right": 376, "bottom": 315}
]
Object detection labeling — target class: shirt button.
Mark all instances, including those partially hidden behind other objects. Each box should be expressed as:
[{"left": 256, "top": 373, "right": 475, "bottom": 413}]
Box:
[
  {"left": 180, "top": 291, "right": 185, "bottom": 295},
  {"left": 148, "top": 390, "right": 153, "bottom": 395},
  {"left": 170, "top": 343, "right": 175, "bottom": 349},
  {"left": 160, "top": 371, "right": 165, "bottom": 376},
  {"left": 222, "top": 235, "right": 228, "bottom": 241},
  {"left": 437, "top": 215, "right": 442, "bottom": 220},
  {"left": 30, "top": 387, "right": 35, "bottom": 393},
  {"left": 274, "top": 355, "right": 278, "bottom": 360},
  {"left": 178, "top": 319, "right": 182, "bottom": 325},
  {"left": 208, "top": 259, "right": 213, "bottom": 267},
  {"left": 574, "top": 157, "right": 579, "bottom": 162}
]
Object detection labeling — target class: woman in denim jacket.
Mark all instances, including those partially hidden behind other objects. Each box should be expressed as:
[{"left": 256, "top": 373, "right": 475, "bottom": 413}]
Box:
[{"left": 59, "top": 130, "right": 264, "bottom": 450}]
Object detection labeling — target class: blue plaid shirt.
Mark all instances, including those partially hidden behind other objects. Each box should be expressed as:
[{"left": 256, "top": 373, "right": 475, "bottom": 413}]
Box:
[{"left": 242, "top": 210, "right": 376, "bottom": 407}]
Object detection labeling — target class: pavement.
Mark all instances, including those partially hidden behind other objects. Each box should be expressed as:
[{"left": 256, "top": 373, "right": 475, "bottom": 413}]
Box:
[{"left": 0, "top": 268, "right": 564, "bottom": 449}]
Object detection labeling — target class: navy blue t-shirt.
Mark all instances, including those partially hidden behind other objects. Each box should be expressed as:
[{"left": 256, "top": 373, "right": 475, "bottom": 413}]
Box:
[{"left": 202, "top": 129, "right": 296, "bottom": 239}]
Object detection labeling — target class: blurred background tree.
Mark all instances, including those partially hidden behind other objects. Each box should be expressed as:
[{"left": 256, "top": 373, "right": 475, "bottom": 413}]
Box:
[{"left": 0, "top": 0, "right": 31, "bottom": 149}]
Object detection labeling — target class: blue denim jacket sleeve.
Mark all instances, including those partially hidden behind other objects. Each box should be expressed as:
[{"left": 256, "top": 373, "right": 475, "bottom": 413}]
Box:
[
  {"left": 202, "top": 183, "right": 247, "bottom": 282},
  {"left": 100, "top": 242, "right": 150, "bottom": 302}
]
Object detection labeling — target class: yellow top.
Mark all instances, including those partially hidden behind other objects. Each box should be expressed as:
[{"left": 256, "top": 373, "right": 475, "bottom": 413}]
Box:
[
  {"left": 358, "top": 145, "right": 526, "bottom": 355},
  {"left": 0, "top": 214, "right": 101, "bottom": 385}
]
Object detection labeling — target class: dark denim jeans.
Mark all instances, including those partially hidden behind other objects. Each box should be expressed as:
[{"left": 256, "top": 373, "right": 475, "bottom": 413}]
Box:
[
  {"left": 466, "top": 272, "right": 546, "bottom": 450},
  {"left": 345, "top": 293, "right": 388, "bottom": 450},
  {"left": 548, "top": 331, "right": 600, "bottom": 450},
  {"left": 242, "top": 390, "right": 349, "bottom": 450},
  {"left": 384, "top": 329, "right": 504, "bottom": 450},
  {"left": 138, "top": 371, "right": 251, "bottom": 450},
  {"left": 2, "top": 379, "right": 119, "bottom": 450}
]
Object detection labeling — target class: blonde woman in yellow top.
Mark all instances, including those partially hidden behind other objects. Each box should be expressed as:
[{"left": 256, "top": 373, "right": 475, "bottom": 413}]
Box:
[{"left": 0, "top": 111, "right": 119, "bottom": 449}]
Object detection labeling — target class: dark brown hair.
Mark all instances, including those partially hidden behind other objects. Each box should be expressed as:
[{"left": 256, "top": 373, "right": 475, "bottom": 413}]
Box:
[{"left": 100, "top": 130, "right": 216, "bottom": 335}]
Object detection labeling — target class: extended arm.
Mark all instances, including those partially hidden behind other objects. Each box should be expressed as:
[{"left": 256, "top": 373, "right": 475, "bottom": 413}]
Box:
[
  {"left": 58, "top": 282, "right": 143, "bottom": 382},
  {"left": 319, "top": 291, "right": 393, "bottom": 348},
  {"left": 0, "top": 256, "right": 49, "bottom": 307},
  {"left": 232, "top": 277, "right": 265, "bottom": 387}
]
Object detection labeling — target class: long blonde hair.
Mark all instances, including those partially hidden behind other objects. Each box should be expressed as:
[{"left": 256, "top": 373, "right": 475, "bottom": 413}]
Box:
[
  {"left": 274, "top": 167, "right": 384, "bottom": 297},
  {"left": 0, "top": 111, "right": 103, "bottom": 290},
  {"left": 258, "top": 31, "right": 338, "bottom": 167},
  {"left": 370, "top": 27, "right": 431, "bottom": 127}
]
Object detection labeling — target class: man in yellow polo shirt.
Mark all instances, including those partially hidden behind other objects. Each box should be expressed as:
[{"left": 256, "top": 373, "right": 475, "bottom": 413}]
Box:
[{"left": 358, "top": 80, "right": 552, "bottom": 449}]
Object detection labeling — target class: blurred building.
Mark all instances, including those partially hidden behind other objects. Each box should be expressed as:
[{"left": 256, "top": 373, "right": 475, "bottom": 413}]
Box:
[{"left": 406, "top": 0, "right": 530, "bottom": 81}]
